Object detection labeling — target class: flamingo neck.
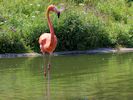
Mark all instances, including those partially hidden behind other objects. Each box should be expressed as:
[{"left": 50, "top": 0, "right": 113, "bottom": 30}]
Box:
[{"left": 47, "top": 9, "right": 55, "bottom": 35}]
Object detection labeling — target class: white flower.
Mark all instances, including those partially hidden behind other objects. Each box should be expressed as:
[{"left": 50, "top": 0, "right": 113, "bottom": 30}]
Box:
[
  {"left": 32, "top": 16, "right": 35, "bottom": 18},
  {"left": 35, "top": 11, "right": 40, "bottom": 14},
  {"left": 37, "top": 4, "right": 40, "bottom": 7},
  {"left": 79, "top": 3, "right": 84, "bottom": 6}
]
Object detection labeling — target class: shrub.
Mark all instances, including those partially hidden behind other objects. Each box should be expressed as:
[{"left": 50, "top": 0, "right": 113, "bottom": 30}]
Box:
[
  {"left": 0, "top": 32, "right": 29, "bottom": 53},
  {"left": 55, "top": 10, "right": 112, "bottom": 51},
  {"left": 24, "top": 24, "right": 48, "bottom": 52},
  {"left": 56, "top": 12, "right": 88, "bottom": 51}
]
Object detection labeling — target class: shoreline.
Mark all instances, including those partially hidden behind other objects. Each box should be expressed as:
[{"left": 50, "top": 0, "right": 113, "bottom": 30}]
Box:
[{"left": 1, "top": 48, "right": 133, "bottom": 58}]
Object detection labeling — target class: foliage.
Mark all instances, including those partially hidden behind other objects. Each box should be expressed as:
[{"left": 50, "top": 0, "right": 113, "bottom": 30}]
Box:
[
  {"left": 56, "top": 12, "right": 88, "bottom": 51},
  {"left": 0, "top": 32, "right": 29, "bottom": 53},
  {"left": 0, "top": 0, "right": 133, "bottom": 53}
]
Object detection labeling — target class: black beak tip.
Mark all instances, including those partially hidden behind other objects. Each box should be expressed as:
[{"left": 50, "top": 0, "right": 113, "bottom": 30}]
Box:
[{"left": 57, "top": 12, "right": 60, "bottom": 18}]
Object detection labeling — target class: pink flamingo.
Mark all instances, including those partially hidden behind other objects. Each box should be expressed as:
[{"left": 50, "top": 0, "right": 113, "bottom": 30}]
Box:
[{"left": 39, "top": 5, "right": 60, "bottom": 77}]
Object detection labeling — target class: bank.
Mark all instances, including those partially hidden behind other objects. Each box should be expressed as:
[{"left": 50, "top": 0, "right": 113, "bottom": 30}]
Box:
[{"left": 1, "top": 48, "right": 133, "bottom": 58}]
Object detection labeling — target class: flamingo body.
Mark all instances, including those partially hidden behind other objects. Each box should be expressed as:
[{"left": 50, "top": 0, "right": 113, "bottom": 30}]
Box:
[{"left": 39, "top": 33, "right": 57, "bottom": 53}]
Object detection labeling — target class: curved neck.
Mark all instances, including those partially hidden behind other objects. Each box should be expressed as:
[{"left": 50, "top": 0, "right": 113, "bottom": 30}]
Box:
[{"left": 47, "top": 9, "right": 55, "bottom": 35}]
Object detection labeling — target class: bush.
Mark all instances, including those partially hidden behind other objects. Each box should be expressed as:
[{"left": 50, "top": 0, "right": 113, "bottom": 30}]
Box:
[
  {"left": 55, "top": 11, "right": 112, "bottom": 51},
  {"left": 0, "top": 32, "right": 29, "bottom": 53},
  {"left": 56, "top": 12, "right": 87, "bottom": 51},
  {"left": 24, "top": 23, "right": 48, "bottom": 52}
]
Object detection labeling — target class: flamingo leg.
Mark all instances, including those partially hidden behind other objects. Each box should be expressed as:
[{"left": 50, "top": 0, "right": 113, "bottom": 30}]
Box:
[
  {"left": 43, "top": 53, "right": 48, "bottom": 77},
  {"left": 47, "top": 53, "right": 51, "bottom": 71},
  {"left": 43, "top": 53, "right": 51, "bottom": 100},
  {"left": 43, "top": 53, "right": 51, "bottom": 78},
  {"left": 47, "top": 53, "right": 51, "bottom": 100}
]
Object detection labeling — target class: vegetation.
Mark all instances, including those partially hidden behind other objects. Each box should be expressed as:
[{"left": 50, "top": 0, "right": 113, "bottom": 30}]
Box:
[{"left": 0, "top": 0, "right": 133, "bottom": 53}]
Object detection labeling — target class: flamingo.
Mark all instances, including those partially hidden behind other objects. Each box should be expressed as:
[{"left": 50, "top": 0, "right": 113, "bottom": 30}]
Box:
[{"left": 39, "top": 5, "right": 60, "bottom": 77}]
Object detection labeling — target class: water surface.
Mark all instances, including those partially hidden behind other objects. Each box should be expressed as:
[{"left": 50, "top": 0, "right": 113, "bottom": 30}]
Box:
[{"left": 0, "top": 53, "right": 133, "bottom": 100}]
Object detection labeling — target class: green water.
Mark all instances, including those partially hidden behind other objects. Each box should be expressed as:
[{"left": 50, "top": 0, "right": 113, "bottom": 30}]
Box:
[{"left": 0, "top": 53, "right": 133, "bottom": 100}]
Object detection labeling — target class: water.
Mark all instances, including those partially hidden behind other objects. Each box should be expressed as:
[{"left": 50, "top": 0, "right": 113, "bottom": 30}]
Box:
[{"left": 0, "top": 53, "right": 133, "bottom": 100}]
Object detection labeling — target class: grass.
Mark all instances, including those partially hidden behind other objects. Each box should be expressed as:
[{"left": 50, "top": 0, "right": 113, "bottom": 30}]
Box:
[{"left": 0, "top": 0, "right": 133, "bottom": 53}]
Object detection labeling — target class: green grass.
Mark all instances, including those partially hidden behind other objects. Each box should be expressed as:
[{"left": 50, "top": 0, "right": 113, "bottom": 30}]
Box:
[{"left": 0, "top": 0, "right": 133, "bottom": 53}]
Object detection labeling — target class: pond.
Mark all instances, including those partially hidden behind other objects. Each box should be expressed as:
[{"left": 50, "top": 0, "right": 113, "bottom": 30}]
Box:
[{"left": 0, "top": 53, "right": 133, "bottom": 100}]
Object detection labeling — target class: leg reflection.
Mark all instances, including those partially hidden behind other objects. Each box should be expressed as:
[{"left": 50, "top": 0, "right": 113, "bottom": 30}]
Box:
[
  {"left": 44, "top": 69, "right": 51, "bottom": 100},
  {"left": 43, "top": 53, "right": 51, "bottom": 100},
  {"left": 47, "top": 69, "right": 50, "bottom": 100}
]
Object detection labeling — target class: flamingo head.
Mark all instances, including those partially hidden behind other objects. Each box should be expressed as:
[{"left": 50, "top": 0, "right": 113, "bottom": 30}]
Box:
[{"left": 48, "top": 5, "right": 60, "bottom": 18}]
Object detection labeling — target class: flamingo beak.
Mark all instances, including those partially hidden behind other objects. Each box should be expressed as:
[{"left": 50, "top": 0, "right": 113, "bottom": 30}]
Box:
[{"left": 57, "top": 12, "right": 60, "bottom": 18}]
